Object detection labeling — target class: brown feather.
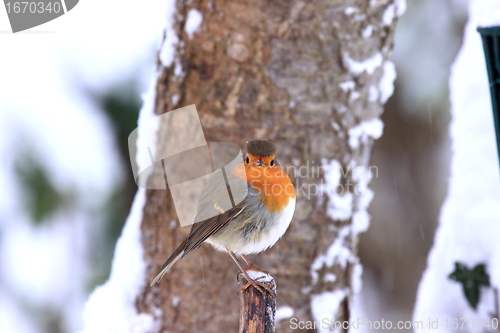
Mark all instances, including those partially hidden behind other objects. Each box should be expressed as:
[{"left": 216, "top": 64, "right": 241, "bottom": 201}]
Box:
[{"left": 151, "top": 201, "right": 245, "bottom": 284}]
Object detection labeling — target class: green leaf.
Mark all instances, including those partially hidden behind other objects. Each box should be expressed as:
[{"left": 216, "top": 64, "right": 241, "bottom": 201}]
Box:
[
  {"left": 448, "top": 262, "right": 491, "bottom": 310},
  {"left": 472, "top": 264, "right": 490, "bottom": 286},
  {"left": 449, "top": 262, "right": 470, "bottom": 281}
]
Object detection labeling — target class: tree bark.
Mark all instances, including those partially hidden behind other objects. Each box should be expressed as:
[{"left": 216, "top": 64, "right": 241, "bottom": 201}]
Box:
[
  {"left": 135, "top": 0, "right": 401, "bottom": 332},
  {"left": 238, "top": 272, "right": 277, "bottom": 333}
]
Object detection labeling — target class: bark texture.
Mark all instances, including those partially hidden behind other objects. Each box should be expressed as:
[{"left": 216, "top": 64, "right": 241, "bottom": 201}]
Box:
[
  {"left": 136, "top": 0, "right": 400, "bottom": 332},
  {"left": 238, "top": 273, "right": 277, "bottom": 333}
]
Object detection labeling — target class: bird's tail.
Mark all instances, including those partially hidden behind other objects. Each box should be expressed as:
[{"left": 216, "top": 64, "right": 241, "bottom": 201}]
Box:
[{"left": 150, "top": 240, "right": 186, "bottom": 286}]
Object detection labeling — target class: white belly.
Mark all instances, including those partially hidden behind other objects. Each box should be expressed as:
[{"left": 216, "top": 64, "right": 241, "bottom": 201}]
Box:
[{"left": 207, "top": 198, "right": 296, "bottom": 255}]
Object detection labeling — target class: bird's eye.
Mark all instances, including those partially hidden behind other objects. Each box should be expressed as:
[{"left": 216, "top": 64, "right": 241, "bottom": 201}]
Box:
[
  {"left": 245, "top": 156, "right": 250, "bottom": 164},
  {"left": 270, "top": 159, "right": 275, "bottom": 166}
]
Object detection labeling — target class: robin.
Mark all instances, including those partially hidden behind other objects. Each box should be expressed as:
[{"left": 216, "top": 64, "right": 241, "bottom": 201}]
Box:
[{"left": 151, "top": 140, "right": 296, "bottom": 293}]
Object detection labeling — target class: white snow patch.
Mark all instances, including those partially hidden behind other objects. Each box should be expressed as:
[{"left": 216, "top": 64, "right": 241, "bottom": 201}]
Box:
[
  {"left": 246, "top": 270, "right": 273, "bottom": 282},
  {"left": 171, "top": 94, "right": 180, "bottom": 105},
  {"left": 348, "top": 118, "right": 384, "bottom": 149},
  {"left": 311, "top": 290, "right": 347, "bottom": 332},
  {"left": 352, "top": 210, "right": 370, "bottom": 234},
  {"left": 478, "top": 8, "right": 500, "bottom": 27},
  {"left": 351, "top": 162, "right": 374, "bottom": 234},
  {"left": 79, "top": 189, "right": 153, "bottom": 333},
  {"left": 349, "top": 91, "right": 361, "bottom": 103},
  {"left": 345, "top": 7, "right": 358, "bottom": 15},
  {"left": 378, "top": 61, "right": 397, "bottom": 103},
  {"left": 302, "top": 286, "right": 313, "bottom": 294},
  {"left": 159, "top": 0, "right": 179, "bottom": 67},
  {"left": 331, "top": 122, "right": 341, "bottom": 132},
  {"left": 276, "top": 306, "right": 294, "bottom": 321},
  {"left": 174, "top": 59, "right": 184, "bottom": 77},
  {"left": 321, "top": 159, "right": 354, "bottom": 220},
  {"left": 135, "top": 79, "right": 160, "bottom": 175},
  {"left": 324, "top": 273, "right": 337, "bottom": 283},
  {"left": 382, "top": 4, "right": 396, "bottom": 26},
  {"left": 79, "top": 77, "right": 159, "bottom": 333},
  {"left": 185, "top": 9, "right": 203, "bottom": 39},
  {"left": 339, "top": 80, "right": 355, "bottom": 92},
  {"left": 344, "top": 52, "right": 383, "bottom": 76},
  {"left": 171, "top": 296, "right": 181, "bottom": 307},
  {"left": 368, "top": 85, "right": 379, "bottom": 102},
  {"left": 351, "top": 263, "right": 363, "bottom": 294},
  {"left": 311, "top": 227, "right": 351, "bottom": 284},
  {"left": 362, "top": 25, "right": 374, "bottom": 38},
  {"left": 395, "top": 0, "right": 407, "bottom": 17},
  {"left": 0, "top": 291, "right": 37, "bottom": 333},
  {"left": 413, "top": 0, "right": 500, "bottom": 327}
]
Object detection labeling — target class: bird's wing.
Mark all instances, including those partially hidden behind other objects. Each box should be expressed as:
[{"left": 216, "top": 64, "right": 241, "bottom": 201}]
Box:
[
  {"left": 150, "top": 200, "right": 246, "bottom": 286},
  {"left": 150, "top": 161, "right": 248, "bottom": 285},
  {"left": 184, "top": 200, "right": 245, "bottom": 254}
]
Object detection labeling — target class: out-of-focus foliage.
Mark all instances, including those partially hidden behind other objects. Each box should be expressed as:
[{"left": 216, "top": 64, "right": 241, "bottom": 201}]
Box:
[{"left": 16, "top": 155, "right": 65, "bottom": 225}]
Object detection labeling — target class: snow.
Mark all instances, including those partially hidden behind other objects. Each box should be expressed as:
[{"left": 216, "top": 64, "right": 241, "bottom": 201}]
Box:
[
  {"left": 171, "top": 93, "right": 180, "bottom": 105},
  {"left": 321, "top": 159, "right": 353, "bottom": 220},
  {"left": 0, "top": 291, "right": 37, "bottom": 333},
  {"left": 343, "top": 52, "right": 383, "bottom": 75},
  {"left": 394, "top": 0, "right": 407, "bottom": 18},
  {"left": 350, "top": 91, "right": 361, "bottom": 102},
  {"left": 345, "top": 7, "right": 358, "bottom": 15},
  {"left": 413, "top": 0, "right": 500, "bottom": 328},
  {"left": 174, "top": 59, "right": 184, "bottom": 77},
  {"left": 478, "top": 8, "right": 500, "bottom": 27},
  {"left": 159, "top": 0, "right": 179, "bottom": 67},
  {"left": 79, "top": 188, "right": 153, "bottom": 333},
  {"left": 79, "top": 73, "right": 159, "bottom": 333},
  {"left": 0, "top": 0, "right": 172, "bottom": 332},
  {"left": 383, "top": 5, "right": 396, "bottom": 26},
  {"left": 362, "top": 25, "right": 374, "bottom": 39},
  {"left": 368, "top": 85, "right": 380, "bottom": 102},
  {"left": 324, "top": 273, "right": 337, "bottom": 283},
  {"left": 185, "top": 9, "right": 203, "bottom": 39},
  {"left": 135, "top": 79, "right": 160, "bottom": 174},
  {"left": 276, "top": 306, "right": 294, "bottom": 322},
  {"left": 348, "top": 118, "right": 384, "bottom": 149},
  {"left": 311, "top": 290, "right": 347, "bottom": 332},
  {"left": 310, "top": 227, "right": 351, "bottom": 285},
  {"left": 378, "top": 61, "right": 397, "bottom": 103},
  {"left": 352, "top": 210, "right": 370, "bottom": 234},
  {"left": 382, "top": 0, "right": 407, "bottom": 26},
  {"left": 246, "top": 270, "right": 273, "bottom": 282},
  {"left": 351, "top": 263, "right": 363, "bottom": 294},
  {"left": 339, "top": 80, "right": 355, "bottom": 92},
  {"left": 171, "top": 296, "right": 181, "bottom": 307}
]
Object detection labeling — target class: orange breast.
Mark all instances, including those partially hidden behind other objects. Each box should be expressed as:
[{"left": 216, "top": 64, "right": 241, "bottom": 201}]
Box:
[{"left": 233, "top": 163, "right": 296, "bottom": 213}]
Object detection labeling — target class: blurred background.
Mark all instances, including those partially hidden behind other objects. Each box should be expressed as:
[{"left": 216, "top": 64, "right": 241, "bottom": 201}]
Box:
[{"left": 0, "top": 0, "right": 470, "bottom": 332}]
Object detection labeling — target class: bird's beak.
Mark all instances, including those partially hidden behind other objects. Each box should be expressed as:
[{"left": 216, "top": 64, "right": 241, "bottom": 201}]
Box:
[{"left": 253, "top": 160, "right": 264, "bottom": 167}]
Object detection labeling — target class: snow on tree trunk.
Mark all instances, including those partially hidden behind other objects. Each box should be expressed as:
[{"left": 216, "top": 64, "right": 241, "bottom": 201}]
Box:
[
  {"left": 80, "top": 1, "right": 404, "bottom": 332},
  {"left": 413, "top": 0, "right": 500, "bottom": 330}
]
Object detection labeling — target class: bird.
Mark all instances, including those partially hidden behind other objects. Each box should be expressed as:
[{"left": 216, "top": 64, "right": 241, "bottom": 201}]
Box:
[{"left": 150, "top": 140, "right": 296, "bottom": 292}]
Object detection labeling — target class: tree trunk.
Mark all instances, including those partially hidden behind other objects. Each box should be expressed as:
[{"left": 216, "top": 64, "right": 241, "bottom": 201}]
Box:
[{"left": 136, "top": 0, "right": 402, "bottom": 332}]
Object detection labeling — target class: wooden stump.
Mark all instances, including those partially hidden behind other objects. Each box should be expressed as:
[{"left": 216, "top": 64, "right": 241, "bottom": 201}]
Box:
[{"left": 238, "top": 270, "right": 277, "bottom": 333}]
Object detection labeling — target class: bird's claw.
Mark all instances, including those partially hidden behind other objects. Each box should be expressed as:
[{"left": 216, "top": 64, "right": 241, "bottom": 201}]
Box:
[{"left": 237, "top": 271, "right": 275, "bottom": 296}]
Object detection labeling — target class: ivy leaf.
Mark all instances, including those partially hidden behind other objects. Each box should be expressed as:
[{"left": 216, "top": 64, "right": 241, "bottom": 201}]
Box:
[
  {"left": 472, "top": 264, "right": 490, "bottom": 286},
  {"left": 449, "top": 262, "right": 490, "bottom": 310}
]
